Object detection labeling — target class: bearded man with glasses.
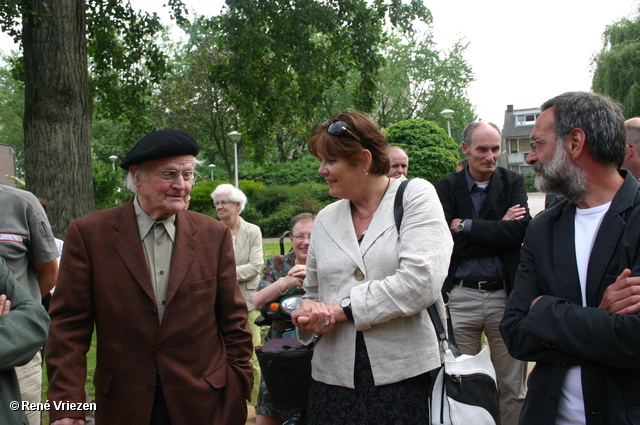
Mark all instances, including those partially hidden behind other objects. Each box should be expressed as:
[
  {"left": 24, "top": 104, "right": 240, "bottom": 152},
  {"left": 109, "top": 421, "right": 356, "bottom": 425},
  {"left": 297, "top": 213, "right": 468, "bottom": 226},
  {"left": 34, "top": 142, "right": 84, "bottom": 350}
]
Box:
[
  {"left": 501, "top": 92, "right": 640, "bottom": 425},
  {"left": 46, "top": 129, "right": 254, "bottom": 425}
]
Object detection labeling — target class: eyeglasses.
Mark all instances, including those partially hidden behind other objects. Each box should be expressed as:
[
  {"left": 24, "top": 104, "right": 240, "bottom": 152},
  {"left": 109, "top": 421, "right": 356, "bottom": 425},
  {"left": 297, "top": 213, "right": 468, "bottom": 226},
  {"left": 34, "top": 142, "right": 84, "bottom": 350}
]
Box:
[
  {"left": 142, "top": 166, "right": 199, "bottom": 182},
  {"left": 214, "top": 201, "right": 234, "bottom": 207},
  {"left": 324, "top": 119, "right": 362, "bottom": 143},
  {"left": 291, "top": 234, "right": 311, "bottom": 241},
  {"left": 529, "top": 133, "right": 561, "bottom": 153}
]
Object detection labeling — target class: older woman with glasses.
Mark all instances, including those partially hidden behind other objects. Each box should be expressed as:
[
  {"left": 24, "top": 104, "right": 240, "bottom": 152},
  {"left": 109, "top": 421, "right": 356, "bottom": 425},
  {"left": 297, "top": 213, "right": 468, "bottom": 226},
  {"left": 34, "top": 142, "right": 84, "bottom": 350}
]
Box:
[
  {"left": 252, "top": 213, "right": 315, "bottom": 425},
  {"left": 291, "top": 111, "right": 453, "bottom": 424},
  {"left": 211, "top": 183, "right": 264, "bottom": 405}
]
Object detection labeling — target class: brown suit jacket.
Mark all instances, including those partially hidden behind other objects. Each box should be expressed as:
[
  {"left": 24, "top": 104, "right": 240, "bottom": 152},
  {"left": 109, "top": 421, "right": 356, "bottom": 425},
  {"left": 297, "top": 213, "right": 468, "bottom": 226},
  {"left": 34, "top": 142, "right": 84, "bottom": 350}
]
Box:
[{"left": 45, "top": 199, "right": 253, "bottom": 424}]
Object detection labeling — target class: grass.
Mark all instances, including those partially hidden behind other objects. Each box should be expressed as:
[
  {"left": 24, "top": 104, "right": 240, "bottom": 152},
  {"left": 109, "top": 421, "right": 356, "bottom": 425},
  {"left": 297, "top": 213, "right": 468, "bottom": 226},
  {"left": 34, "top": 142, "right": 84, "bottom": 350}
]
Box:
[
  {"left": 263, "top": 241, "right": 291, "bottom": 259},
  {"left": 41, "top": 241, "right": 290, "bottom": 422}
]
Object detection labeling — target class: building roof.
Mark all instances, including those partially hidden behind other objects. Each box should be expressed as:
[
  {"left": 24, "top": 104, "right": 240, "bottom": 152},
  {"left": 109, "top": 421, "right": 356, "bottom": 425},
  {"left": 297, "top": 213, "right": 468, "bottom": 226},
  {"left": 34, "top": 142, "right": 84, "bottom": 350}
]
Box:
[{"left": 502, "top": 104, "right": 541, "bottom": 138}]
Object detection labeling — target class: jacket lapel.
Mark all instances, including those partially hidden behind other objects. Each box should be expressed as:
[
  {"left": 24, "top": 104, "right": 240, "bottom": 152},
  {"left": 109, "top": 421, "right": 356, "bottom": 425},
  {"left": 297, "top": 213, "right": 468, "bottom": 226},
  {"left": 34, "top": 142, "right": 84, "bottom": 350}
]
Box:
[
  {"left": 321, "top": 200, "right": 365, "bottom": 270},
  {"left": 234, "top": 218, "right": 247, "bottom": 259},
  {"left": 453, "top": 171, "right": 475, "bottom": 219},
  {"left": 112, "top": 200, "right": 156, "bottom": 302},
  {"left": 165, "top": 211, "right": 197, "bottom": 306},
  {"left": 482, "top": 169, "right": 505, "bottom": 219},
  {"left": 359, "top": 179, "right": 397, "bottom": 256},
  {"left": 552, "top": 202, "right": 583, "bottom": 304},
  {"left": 586, "top": 173, "right": 637, "bottom": 306}
]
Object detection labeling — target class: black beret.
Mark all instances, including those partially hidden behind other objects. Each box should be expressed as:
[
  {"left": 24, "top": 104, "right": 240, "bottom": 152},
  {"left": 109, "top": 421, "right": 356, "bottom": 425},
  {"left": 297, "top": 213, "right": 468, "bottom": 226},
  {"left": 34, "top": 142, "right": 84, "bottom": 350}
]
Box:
[{"left": 120, "top": 129, "right": 200, "bottom": 169}]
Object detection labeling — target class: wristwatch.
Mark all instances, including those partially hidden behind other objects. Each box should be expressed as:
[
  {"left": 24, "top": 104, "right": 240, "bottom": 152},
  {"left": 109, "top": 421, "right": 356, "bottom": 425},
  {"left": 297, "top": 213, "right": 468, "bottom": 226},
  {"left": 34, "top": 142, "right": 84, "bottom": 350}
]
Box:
[
  {"left": 457, "top": 220, "right": 466, "bottom": 233},
  {"left": 340, "top": 297, "right": 354, "bottom": 321}
]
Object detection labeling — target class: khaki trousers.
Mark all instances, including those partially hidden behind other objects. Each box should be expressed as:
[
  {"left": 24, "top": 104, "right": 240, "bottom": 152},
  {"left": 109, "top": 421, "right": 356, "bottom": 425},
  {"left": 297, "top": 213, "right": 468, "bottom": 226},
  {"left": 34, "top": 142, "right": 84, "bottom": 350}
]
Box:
[
  {"left": 248, "top": 309, "right": 262, "bottom": 406},
  {"left": 15, "top": 351, "right": 42, "bottom": 425},
  {"left": 448, "top": 284, "right": 527, "bottom": 425}
]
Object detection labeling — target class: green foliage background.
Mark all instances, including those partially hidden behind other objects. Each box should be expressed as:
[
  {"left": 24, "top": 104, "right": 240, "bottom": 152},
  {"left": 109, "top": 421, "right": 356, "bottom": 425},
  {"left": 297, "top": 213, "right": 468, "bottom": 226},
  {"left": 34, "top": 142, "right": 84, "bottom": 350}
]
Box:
[
  {"left": 592, "top": 9, "right": 640, "bottom": 117},
  {"left": 384, "top": 118, "right": 460, "bottom": 182}
]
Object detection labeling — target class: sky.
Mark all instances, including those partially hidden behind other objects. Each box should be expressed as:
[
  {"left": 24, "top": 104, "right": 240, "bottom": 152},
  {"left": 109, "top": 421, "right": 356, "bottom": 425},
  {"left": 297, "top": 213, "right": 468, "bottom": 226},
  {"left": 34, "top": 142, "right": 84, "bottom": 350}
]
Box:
[{"left": 1, "top": 0, "right": 637, "bottom": 128}]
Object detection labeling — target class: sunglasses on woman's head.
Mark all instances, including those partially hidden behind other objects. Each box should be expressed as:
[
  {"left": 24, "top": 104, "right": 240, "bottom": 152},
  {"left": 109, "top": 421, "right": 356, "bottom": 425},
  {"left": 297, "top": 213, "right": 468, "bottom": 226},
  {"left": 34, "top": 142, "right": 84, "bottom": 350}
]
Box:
[{"left": 324, "top": 119, "right": 362, "bottom": 143}]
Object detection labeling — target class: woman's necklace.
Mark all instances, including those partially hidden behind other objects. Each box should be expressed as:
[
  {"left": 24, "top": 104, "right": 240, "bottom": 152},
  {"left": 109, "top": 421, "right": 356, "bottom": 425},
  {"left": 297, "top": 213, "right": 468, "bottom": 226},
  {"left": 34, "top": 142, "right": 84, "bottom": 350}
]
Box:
[{"left": 356, "top": 176, "right": 391, "bottom": 243}]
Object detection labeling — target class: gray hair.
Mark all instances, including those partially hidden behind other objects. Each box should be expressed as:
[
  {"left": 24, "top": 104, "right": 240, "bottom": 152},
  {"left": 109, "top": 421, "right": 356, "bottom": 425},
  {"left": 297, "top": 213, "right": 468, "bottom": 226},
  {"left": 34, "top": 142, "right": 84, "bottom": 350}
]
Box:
[
  {"left": 462, "top": 121, "right": 501, "bottom": 145},
  {"left": 542, "top": 92, "right": 626, "bottom": 167},
  {"left": 123, "top": 157, "right": 204, "bottom": 194},
  {"left": 211, "top": 183, "right": 247, "bottom": 213}
]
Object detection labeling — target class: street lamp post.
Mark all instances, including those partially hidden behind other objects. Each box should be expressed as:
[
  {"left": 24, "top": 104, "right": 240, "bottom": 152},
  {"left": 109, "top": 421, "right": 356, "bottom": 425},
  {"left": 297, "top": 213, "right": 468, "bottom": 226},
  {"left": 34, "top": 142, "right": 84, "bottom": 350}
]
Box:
[
  {"left": 440, "top": 109, "right": 455, "bottom": 137},
  {"left": 108, "top": 155, "right": 118, "bottom": 171},
  {"left": 228, "top": 131, "right": 241, "bottom": 188},
  {"left": 208, "top": 164, "right": 216, "bottom": 181}
]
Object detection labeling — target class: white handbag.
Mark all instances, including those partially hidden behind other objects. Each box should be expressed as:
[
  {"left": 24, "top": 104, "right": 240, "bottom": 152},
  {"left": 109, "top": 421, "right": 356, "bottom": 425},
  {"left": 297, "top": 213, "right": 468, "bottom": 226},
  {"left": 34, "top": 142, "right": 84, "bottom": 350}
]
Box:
[
  {"left": 430, "top": 344, "right": 500, "bottom": 425},
  {"left": 394, "top": 179, "right": 500, "bottom": 425}
]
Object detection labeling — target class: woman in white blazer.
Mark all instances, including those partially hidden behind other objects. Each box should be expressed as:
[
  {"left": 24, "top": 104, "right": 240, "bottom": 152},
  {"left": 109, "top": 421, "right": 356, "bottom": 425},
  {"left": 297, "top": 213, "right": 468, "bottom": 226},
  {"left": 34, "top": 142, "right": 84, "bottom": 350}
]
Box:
[
  {"left": 212, "top": 183, "right": 264, "bottom": 404},
  {"left": 292, "top": 112, "right": 453, "bottom": 424}
]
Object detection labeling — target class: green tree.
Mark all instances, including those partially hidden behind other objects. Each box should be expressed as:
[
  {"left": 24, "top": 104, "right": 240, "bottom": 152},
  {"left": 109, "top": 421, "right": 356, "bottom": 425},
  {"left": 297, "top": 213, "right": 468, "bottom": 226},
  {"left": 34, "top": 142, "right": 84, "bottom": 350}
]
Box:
[
  {"left": 592, "top": 9, "right": 640, "bottom": 117},
  {"left": 384, "top": 118, "right": 459, "bottom": 182},
  {"left": 0, "top": 0, "right": 174, "bottom": 236},
  {"left": 240, "top": 156, "right": 323, "bottom": 186},
  {"left": 209, "top": 0, "right": 431, "bottom": 161},
  {"left": 0, "top": 55, "right": 23, "bottom": 175},
  {"left": 374, "top": 32, "right": 476, "bottom": 136}
]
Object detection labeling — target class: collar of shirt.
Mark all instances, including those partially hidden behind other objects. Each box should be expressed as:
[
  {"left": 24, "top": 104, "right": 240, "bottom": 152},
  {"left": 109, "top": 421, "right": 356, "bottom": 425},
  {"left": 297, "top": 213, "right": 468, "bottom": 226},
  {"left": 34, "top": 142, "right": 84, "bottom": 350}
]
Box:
[
  {"left": 133, "top": 196, "right": 176, "bottom": 242},
  {"left": 464, "top": 168, "right": 490, "bottom": 193}
]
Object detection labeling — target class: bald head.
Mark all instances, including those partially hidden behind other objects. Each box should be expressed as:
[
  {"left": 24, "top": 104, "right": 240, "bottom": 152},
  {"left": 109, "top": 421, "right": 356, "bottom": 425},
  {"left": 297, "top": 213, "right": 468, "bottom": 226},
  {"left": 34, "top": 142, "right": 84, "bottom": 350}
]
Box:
[
  {"left": 623, "top": 117, "right": 640, "bottom": 179},
  {"left": 388, "top": 146, "right": 409, "bottom": 177}
]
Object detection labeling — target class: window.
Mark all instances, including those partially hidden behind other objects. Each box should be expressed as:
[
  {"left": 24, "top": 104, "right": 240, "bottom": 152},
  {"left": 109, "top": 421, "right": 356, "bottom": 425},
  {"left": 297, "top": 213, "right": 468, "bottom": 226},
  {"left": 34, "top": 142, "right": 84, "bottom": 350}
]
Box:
[
  {"left": 509, "top": 139, "right": 519, "bottom": 153},
  {"left": 515, "top": 114, "right": 538, "bottom": 126}
]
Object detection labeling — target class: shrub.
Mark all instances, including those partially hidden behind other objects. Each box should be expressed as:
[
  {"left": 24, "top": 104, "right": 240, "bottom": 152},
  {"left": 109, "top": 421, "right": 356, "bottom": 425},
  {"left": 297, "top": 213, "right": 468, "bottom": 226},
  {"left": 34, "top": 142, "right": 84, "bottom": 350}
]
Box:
[
  {"left": 384, "top": 118, "right": 461, "bottom": 182},
  {"left": 524, "top": 173, "right": 537, "bottom": 191}
]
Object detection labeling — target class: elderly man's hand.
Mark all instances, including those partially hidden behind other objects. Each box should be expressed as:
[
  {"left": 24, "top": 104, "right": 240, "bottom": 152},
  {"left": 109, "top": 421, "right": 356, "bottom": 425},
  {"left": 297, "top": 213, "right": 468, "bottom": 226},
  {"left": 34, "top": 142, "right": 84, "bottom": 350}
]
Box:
[
  {"left": 600, "top": 268, "right": 640, "bottom": 315},
  {"left": 0, "top": 294, "right": 10, "bottom": 315}
]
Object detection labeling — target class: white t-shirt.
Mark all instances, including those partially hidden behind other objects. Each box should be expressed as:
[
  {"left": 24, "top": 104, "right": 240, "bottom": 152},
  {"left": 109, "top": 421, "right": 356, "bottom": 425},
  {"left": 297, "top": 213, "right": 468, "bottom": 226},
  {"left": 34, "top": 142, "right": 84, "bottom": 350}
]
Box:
[{"left": 556, "top": 202, "right": 610, "bottom": 425}]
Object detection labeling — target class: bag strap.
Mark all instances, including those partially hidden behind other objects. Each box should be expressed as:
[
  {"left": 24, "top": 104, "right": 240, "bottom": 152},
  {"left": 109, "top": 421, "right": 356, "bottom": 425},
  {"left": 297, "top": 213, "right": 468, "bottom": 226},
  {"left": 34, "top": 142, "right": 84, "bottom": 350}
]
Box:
[
  {"left": 393, "top": 178, "right": 412, "bottom": 231},
  {"left": 393, "top": 178, "right": 461, "bottom": 357}
]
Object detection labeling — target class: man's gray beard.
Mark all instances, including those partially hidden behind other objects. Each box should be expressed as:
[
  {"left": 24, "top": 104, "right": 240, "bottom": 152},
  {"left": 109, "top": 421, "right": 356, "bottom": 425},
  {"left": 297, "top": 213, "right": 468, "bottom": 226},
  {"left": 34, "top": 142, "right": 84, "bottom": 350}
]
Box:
[{"left": 533, "top": 142, "right": 587, "bottom": 204}]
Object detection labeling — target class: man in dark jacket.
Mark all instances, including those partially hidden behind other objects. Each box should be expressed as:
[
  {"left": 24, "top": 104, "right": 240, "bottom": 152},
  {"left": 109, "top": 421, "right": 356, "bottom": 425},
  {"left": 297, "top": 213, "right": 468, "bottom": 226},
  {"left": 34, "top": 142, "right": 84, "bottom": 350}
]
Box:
[
  {"left": 434, "top": 121, "right": 531, "bottom": 425},
  {"left": 500, "top": 91, "right": 640, "bottom": 425}
]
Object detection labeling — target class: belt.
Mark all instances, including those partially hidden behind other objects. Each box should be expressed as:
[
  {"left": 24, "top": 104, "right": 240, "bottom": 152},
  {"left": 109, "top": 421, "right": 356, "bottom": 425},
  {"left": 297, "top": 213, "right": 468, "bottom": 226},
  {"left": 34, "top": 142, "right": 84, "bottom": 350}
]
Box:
[{"left": 459, "top": 279, "right": 504, "bottom": 291}]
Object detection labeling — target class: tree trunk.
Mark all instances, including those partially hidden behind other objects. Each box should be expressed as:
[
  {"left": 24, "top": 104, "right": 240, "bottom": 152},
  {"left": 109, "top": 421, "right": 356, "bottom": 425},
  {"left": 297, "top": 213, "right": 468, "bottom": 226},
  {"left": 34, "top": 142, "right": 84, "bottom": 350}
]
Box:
[{"left": 22, "top": 0, "right": 93, "bottom": 238}]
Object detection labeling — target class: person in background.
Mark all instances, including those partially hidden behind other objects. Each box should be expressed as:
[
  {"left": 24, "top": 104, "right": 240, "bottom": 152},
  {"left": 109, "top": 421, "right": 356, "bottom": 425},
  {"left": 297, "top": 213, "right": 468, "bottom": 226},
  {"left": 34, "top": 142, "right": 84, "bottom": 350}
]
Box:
[
  {"left": 387, "top": 146, "right": 409, "bottom": 177},
  {"left": 0, "top": 257, "right": 50, "bottom": 425},
  {"left": 434, "top": 121, "right": 530, "bottom": 425},
  {"left": 0, "top": 185, "right": 58, "bottom": 425},
  {"left": 291, "top": 111, "right": 452, "bottom": 424},
  {"left": 501, "top": 91, "right": 640, "bottom": 425},
  {"left": 211, "top": 183, "right": 265, "bottom": 405},
  {"left": 456, "top": 157, "right": 469, "bottom": 172},
  {"left": 622, "top": 117, "right": 640, "bottom": 180},
  {"left": 252, "top": 213, "right": 314, "bottom": 425},
  {"left": 46, "top": 129, "right": 253, "bottom": 425}
]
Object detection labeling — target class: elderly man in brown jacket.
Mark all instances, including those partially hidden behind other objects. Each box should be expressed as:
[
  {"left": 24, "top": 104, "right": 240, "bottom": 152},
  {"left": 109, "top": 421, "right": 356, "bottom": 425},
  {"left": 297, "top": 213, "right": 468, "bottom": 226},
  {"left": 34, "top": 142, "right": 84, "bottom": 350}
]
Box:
[{"left": 46, "top": 130, "right": 253, "bottom": 425}]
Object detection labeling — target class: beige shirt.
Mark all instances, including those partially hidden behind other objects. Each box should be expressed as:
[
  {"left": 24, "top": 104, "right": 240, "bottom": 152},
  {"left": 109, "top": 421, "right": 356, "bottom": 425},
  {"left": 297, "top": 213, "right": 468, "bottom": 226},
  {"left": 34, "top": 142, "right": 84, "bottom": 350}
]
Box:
[{"left": 134, "top": 197, "right": 175, "bottom": 323}]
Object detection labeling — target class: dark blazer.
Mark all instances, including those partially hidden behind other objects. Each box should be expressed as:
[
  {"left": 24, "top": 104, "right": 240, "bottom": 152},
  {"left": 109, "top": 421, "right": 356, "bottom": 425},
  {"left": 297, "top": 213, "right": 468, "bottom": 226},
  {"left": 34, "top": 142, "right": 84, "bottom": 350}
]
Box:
[
  {"left": 0, "top": 257, "right": 49, "bottom": 425},
  {"left": 500, "top": 171, "right": 640, "bottom": 425},
  {"left": 434, "top": 167, "right": 531, "bottom": 295},
  {"left": 46, "top": 199, "right": 253, "bottom": 425}
]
